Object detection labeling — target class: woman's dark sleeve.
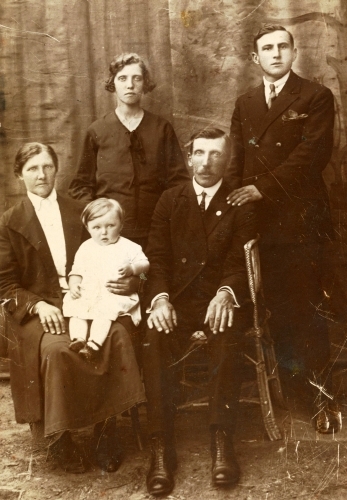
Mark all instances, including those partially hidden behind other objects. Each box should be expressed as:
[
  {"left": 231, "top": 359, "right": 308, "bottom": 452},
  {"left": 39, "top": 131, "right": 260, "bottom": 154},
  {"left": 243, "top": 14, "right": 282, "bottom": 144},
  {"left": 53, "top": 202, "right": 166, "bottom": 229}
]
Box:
[
  {"left": 163, "top": 122, "right": 190, "bottom": 189},
  {"left": 0, "top": 221, "right": 43, "bottom": 324},
  {"left": 68, "top": 130, "right": 98, "bottom": 203}
]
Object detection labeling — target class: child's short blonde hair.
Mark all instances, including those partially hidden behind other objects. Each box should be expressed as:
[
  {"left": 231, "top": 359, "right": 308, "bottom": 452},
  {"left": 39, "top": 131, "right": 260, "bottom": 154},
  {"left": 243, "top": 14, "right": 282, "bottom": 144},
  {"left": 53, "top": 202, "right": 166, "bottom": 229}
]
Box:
[{"left": 81, "top": 198, "right": 125, "bottom": 228}]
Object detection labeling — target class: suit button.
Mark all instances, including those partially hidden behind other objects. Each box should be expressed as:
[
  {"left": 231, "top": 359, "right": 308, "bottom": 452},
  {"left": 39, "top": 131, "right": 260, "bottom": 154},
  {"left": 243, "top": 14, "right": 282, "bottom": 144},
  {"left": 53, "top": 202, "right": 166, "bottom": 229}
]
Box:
[
  {"left": 254, "top": 176, "right": 258, "bottom": 181},
  {"left": 201, "top": 261, "right": 206, "bottom": 266},
  {"left": 276, "top": 142, "right": 282, "bottom": 147},
  {"left": 181, "top": 258, "right": 187, "bottom": 263},
  {"left": 254, "top": 144, "right": 260, "bottom": 148}
]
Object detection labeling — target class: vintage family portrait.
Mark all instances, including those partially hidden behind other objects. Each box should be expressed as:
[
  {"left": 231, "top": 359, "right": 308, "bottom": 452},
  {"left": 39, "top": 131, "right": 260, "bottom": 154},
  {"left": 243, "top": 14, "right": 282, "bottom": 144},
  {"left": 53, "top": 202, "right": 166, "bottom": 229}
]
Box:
[{"left": 1, "top": 0, "right": 347, "bottom": 498}]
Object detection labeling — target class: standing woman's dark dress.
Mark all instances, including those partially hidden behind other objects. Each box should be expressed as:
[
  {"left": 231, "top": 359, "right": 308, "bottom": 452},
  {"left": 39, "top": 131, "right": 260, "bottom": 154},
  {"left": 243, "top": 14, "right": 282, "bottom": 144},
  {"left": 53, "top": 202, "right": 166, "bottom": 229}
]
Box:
[{"left": 68, "top": 53, "right": 189, "bottom": 245}]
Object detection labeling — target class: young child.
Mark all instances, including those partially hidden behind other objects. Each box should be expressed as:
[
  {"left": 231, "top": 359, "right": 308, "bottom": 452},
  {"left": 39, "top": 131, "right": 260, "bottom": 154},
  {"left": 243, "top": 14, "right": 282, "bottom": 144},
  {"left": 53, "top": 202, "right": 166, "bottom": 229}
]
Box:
[{"left": 63, "top": 198, "right": 149, "bottom": 361}]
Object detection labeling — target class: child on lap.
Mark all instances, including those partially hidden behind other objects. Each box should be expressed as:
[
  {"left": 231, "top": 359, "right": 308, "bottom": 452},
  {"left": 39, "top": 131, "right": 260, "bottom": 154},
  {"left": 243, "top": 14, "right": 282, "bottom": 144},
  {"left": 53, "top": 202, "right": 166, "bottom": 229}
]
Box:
[{"left": 63, "top": 198, "right": 149, "bottom": 361}]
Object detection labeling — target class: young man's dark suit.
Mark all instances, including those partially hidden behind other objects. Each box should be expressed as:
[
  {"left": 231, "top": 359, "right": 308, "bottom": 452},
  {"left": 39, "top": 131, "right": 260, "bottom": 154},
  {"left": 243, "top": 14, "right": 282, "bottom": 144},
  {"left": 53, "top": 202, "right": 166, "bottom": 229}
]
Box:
[
  {"left": 229, "top": 69, "right": 335, "bottom": 385},
  {"left": 142, "top": 180, "right": 256, "bottom": 436}
]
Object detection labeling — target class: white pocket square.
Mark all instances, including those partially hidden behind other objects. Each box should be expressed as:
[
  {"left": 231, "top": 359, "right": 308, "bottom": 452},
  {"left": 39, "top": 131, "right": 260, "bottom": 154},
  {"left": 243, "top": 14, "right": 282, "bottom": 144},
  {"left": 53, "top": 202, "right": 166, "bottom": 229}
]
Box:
[{"left": 282, "top": 109, "right": 308, "bottom": 122}]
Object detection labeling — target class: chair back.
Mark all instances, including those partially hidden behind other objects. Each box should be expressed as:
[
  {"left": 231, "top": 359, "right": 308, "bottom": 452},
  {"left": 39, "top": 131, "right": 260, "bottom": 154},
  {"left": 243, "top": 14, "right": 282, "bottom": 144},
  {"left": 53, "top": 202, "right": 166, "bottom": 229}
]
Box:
[{"left": 244, "top": 236, "right": 262, "bottom": 329}]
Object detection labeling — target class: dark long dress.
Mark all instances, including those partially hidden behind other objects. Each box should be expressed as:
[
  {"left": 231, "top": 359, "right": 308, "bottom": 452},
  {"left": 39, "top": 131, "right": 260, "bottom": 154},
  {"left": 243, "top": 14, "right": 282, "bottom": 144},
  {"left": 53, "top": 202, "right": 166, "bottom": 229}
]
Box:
[{"left": 0, "top": 195, "right": 145, "bottom": 437}]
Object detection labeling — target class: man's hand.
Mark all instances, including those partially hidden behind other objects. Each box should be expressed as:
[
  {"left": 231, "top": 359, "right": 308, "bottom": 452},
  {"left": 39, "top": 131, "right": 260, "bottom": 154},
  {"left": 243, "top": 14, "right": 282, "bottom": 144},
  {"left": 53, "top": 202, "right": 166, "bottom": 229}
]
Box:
[
  {"left": 147, "top": 297, "right": 177, "bottom": 334},
  {"left": 34, "top": 301, "right": 65, "bottom": 335},
  {"left": 204, "top": 291, "right": 234, "bottom": 334},
  {"left": 106, "top": 275, "right": 140, "bottom": 295},
  {"left": 227, "top": 185, "right": 262, "bottom": 206}
]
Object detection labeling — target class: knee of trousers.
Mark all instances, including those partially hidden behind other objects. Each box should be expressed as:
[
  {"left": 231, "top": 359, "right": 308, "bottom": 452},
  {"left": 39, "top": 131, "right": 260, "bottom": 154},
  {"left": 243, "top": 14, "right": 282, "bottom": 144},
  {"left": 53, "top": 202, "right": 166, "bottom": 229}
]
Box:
[{"left": 142, "top": 327, "right": 167, "bottom": 358}]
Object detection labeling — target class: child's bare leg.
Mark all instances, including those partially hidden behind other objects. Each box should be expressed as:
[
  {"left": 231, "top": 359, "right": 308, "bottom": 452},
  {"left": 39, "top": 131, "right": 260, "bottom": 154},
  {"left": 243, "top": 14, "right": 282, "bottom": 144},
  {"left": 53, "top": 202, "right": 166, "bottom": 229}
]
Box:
[
  {"left": 88, "top": 319, "right": 113, "bottom": 350},
  {"left": 68, "top": 317, "right": 88, "bottom": 351}
]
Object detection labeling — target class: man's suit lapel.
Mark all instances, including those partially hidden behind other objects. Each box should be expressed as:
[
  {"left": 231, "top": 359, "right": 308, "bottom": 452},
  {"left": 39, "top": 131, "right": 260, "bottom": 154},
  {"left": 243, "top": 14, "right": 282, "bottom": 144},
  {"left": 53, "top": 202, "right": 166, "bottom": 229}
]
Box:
[
  {"left": 244, "top": 83, "right": 268, "bottom": 137},
  {"left": 245, "top": 70, "right": 301, "bottom": 140},
  {"left": 204, "top": 182, "right": 234, "bottom": 237}
]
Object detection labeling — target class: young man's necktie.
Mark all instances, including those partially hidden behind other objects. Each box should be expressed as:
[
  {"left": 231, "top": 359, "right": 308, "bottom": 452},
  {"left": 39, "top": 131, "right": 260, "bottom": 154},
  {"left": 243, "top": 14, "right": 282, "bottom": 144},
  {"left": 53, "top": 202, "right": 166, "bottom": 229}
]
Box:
[{"left": 268, "top": 83, "right": 277, "bottom": 109}]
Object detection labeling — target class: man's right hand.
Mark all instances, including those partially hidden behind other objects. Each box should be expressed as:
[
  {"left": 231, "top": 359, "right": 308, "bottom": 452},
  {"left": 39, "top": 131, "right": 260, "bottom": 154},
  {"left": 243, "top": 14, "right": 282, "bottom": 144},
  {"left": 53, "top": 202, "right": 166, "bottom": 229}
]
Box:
[
  {"left": 33, "top": 301, "right": 66, "bottom": 335},
  {"left": 147, "top": 297, "right": 177, "bottom": 334}
]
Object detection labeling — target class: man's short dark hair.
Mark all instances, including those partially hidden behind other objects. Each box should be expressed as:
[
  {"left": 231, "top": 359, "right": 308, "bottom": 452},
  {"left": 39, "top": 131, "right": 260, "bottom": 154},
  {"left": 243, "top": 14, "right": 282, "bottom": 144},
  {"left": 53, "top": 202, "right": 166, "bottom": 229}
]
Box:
[
  {"left": 186, "top": 128, "right": 231, "bottom": 155},
  {"left": 253, "top": 24, "right": 294, "bottom": 52}
]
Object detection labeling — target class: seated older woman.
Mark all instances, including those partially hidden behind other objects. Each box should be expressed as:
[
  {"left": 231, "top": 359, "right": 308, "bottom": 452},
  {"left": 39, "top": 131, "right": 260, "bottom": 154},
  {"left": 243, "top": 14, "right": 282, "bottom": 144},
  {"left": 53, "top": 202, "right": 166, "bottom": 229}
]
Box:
[{"left": 0, "top": 142, "right": 145, "bottom": 473}]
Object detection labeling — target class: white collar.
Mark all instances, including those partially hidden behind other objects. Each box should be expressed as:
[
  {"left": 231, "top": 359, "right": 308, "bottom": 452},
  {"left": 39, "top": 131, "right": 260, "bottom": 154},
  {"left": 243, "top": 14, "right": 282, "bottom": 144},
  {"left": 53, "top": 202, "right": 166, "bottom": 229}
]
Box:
[
  {"left": 263, "top": 71, "right": 290, "bottom": 92},
  {"left": 27, "top": 188, "right": 57, "bottom": 211},
  {"left": 192, "top": 177, "right": 223, "bottom": 197}
]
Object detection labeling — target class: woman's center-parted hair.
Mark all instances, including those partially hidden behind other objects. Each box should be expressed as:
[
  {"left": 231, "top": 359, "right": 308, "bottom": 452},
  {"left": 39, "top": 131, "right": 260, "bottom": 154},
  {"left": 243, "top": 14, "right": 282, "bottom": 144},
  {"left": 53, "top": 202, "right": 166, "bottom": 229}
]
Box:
[
  {"left": 14, "top": 142, "right": 58, "bottom": 177},
  {"left": 81, "top": 198, "right": 125, "bottom": 228},
  {"left": 105, "top": 53, "right": 156, "bottom": 94}
]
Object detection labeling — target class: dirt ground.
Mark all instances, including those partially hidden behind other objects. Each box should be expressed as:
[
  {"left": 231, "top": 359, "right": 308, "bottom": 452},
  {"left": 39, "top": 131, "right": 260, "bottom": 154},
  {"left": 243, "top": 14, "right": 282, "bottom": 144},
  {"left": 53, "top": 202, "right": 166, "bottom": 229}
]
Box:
[{"left": 2, "top": 371, "right": 347, "bottom": 500}]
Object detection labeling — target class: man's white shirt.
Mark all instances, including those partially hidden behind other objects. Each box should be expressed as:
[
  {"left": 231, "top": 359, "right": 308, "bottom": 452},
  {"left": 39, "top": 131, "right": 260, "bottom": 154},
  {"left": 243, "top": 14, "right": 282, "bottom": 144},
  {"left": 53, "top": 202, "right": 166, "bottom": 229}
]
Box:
[{"left": 263, "top": 71, "right": 290, "bottom": 103}]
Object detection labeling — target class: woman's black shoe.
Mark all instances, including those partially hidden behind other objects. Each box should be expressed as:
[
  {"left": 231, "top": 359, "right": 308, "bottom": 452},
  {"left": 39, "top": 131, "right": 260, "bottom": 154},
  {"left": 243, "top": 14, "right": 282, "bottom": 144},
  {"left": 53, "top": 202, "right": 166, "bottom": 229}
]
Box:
[
  {"left": 146, "top": 435, "right": 175, "bottom": 496},
  {"left": 49, "top": 431, "right": 87, "bottom": 474}
]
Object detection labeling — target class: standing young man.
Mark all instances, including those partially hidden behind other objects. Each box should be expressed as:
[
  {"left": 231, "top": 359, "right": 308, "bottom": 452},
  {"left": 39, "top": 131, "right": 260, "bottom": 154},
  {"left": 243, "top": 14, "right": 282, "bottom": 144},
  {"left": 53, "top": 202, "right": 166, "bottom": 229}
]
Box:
[{"left": 227, "top": 24, "right": 339, "bottom": 433}]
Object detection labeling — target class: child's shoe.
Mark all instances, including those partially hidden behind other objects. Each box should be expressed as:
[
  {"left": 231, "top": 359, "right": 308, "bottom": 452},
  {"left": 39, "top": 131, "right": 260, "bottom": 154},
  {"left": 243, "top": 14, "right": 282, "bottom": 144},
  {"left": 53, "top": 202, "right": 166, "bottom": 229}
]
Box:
[
  {"left": 69, "top": 339, "right": 86, "bottom": 352},
  {"left": 79, "top": 340, "right": 101, "bottom": 362}
]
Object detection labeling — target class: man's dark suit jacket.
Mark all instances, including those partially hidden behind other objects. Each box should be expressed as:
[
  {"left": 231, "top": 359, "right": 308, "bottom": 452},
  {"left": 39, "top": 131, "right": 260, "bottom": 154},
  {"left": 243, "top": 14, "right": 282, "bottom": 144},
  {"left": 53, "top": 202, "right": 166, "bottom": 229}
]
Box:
[
  {"left": 228, "top": 70, "right": 334, "bottom": 246},
  {"left": 0, "top": 195, "right": 87, "bottom": 421},
  {"left": 144, "top": 181, "right": 256, "bottom": 317}
]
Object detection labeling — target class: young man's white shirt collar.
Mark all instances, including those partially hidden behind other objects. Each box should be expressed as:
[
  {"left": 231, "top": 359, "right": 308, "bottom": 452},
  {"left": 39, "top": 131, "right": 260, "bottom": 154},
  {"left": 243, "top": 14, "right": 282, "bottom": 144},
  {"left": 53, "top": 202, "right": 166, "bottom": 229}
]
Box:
[
  {"left": 192, "top": 177, "right": 222, "bottom": 210},
  {"left": 27, "top": 188, "right": 68, "bottom": 290},
  {"left": 263, "top": 71, "right": 290, "bottom": 102}
]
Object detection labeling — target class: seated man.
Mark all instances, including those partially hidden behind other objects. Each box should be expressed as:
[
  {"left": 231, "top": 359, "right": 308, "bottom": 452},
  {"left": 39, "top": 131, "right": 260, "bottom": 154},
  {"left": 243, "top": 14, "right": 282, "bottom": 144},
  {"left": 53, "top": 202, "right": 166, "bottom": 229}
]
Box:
[{"left": 142, "top": 128, "right": 257, "bottom": 496}]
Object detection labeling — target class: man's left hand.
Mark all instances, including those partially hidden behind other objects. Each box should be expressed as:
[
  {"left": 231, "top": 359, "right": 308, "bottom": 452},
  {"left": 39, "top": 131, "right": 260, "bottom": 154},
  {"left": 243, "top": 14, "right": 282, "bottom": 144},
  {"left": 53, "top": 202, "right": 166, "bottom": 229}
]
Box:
[
  {"left": 204, "top": 291, "right": 234, "bottom": 334},
  {"left": 227, "top": 185, "right": 263, "bottom": 206},
  {"left": 106, "top": 275, "right": 140, "bottom": 295}
]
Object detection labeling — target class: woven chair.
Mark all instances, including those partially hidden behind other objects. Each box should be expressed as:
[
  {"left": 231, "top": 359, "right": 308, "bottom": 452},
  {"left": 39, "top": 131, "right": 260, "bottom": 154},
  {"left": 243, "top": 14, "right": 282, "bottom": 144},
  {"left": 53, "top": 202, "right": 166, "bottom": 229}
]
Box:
[{"left": 178, "top": 237, "right": 285, "bottom": 441}]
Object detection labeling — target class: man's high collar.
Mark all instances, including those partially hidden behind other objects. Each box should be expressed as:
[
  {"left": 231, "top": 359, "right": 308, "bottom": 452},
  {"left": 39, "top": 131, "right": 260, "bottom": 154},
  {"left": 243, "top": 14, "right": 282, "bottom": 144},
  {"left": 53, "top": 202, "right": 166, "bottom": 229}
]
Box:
[
  {"left": 263, "top": 71, "right": 291, "bottom": 93},
  {"left": 192, "top": 177, "right": 223, "bottom": 197}
]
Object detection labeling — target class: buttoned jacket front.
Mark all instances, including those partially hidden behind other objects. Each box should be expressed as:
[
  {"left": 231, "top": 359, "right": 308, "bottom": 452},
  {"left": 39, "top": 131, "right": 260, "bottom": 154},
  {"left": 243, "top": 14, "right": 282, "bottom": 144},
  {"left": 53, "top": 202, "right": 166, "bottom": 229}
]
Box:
[
  {"left": 144, "top": 181, "right": 256, "bottom": 312},
  {"left": 228, "top": 70, "right": 334, "bottom": 245}
]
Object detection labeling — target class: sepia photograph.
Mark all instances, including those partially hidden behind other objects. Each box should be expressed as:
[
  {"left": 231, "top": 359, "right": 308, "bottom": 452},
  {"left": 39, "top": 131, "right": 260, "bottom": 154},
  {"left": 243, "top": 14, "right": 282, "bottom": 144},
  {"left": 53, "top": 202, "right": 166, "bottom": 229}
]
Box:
[{"left": 1, "top": 0, "right": 347, "bottom": 498}]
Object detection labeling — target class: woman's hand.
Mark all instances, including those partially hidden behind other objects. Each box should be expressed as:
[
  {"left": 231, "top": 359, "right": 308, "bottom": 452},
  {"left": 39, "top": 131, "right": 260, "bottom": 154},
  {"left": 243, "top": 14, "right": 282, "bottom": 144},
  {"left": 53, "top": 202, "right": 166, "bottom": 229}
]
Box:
[
  {"left": 33, "top": 301, "right": 66, "bottom": 335},
  {"left": 106, "top": 275, "right": 140, "bottom": 295}
]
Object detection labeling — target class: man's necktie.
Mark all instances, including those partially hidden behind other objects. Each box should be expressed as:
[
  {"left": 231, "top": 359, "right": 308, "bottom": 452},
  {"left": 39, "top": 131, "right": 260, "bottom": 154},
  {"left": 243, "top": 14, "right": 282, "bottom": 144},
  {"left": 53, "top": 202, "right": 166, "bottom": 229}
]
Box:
[
  {"left": 268, "top": 83, "right": 277, "bottom": 109},
  {"left": 199, "top": 191, "right": 206, "bottom": 215}
]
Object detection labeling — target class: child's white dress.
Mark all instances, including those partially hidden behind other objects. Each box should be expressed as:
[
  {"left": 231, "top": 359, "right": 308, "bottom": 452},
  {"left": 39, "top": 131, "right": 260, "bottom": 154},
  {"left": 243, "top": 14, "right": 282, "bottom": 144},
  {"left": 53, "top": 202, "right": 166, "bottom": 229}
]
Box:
[{"left": 63, "top": 237, "right": 148, "bottom": 326}]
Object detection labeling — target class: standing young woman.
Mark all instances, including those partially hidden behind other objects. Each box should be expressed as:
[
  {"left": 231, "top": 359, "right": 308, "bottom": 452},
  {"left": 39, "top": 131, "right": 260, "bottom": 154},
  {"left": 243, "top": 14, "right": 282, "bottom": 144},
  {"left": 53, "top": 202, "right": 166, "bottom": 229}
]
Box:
[{"left": 69, "top": 53, "right": 189, "bottom": 248}]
